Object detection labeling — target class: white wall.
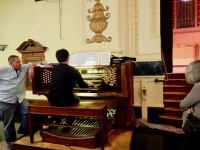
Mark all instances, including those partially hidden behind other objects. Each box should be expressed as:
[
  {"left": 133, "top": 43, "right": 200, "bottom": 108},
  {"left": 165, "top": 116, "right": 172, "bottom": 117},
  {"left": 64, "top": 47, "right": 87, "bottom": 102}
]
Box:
[
  {"left": 129, "top": 0, "right": 161, "bottom": 60},
  {"left": 0, "top": 0, "right": 163, "bottom": 108},
  {"left": 0, "top": 0, "right": 121, "bottom": 64}
]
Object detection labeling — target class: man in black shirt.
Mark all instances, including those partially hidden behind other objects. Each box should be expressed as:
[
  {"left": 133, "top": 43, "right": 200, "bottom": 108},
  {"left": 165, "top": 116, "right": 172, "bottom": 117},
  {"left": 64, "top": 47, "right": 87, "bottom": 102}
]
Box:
[{"left": 48, "top": 49, "right": 93, "bottom": 106}]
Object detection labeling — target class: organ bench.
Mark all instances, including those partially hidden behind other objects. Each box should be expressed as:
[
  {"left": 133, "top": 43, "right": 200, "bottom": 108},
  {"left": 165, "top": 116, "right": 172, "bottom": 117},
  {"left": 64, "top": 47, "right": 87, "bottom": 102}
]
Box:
[{"left": 28, "top": 100, "right": 108, "bottom": 150}]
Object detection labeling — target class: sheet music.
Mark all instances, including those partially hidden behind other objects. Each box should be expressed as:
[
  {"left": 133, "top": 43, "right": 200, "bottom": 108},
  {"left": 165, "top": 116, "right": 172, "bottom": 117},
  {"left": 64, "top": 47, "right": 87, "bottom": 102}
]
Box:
[
  {"left": 69, "top": 52, "right": 111, "bottom": 66},
  {"left": 69, "top": 54, "right": 77, "bottom": 66},
  {"left": 98, "top": 52, "right": 111, "bottom": 65},
  {"left": 86, "top": 52, "right": 99, "bottom": 65},
  {"left": 76, "top": 53, "right": 87, "bottom": 66}
]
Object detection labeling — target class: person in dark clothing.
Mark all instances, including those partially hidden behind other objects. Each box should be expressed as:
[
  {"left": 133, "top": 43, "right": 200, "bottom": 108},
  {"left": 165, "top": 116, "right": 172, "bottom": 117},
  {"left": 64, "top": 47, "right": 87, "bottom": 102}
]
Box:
[{"left": 48, "top": 49, "right": 93, "bottom": 106}]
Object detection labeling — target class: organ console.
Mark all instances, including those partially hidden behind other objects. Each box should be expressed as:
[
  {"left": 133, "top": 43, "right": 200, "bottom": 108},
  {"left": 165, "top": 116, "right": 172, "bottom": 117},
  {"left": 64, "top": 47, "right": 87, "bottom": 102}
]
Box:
[{"left": 31, "top": 60, "right": 135, "bottom": 149}]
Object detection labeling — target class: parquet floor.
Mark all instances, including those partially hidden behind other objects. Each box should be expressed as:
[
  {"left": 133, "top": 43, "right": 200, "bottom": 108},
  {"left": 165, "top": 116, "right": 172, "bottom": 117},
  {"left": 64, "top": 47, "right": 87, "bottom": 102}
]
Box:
[
  {"left": 0, "top": 119, "right": 185, "bottom": 150},
  {"left": 9, "top": 128, "right": 132, "bottom": 150}
]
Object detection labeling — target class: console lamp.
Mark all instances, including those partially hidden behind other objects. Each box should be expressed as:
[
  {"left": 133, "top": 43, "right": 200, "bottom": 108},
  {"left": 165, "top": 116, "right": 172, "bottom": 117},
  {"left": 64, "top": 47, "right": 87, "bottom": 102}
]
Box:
[{"left": 0, "top": 45, "right": 7, "bottom": 51}]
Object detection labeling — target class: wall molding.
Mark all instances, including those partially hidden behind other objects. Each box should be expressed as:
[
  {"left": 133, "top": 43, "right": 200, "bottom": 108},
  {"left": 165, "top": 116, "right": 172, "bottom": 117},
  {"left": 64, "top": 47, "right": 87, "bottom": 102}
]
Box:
[
  {"left": 129, "top": 0, "right": 138, "bottom": 57},
  {"left": 150, "top": 0, "right": 160, "bottom": 39},
  {"left": 129, "top": 0, "right": 161, "bottom": 61}
]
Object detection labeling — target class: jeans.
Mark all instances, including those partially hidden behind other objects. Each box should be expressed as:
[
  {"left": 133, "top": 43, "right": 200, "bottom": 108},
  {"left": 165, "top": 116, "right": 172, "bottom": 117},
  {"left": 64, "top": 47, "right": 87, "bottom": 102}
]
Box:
[{"left": 0, "top": 99, "right": 29, "bottom": 148}]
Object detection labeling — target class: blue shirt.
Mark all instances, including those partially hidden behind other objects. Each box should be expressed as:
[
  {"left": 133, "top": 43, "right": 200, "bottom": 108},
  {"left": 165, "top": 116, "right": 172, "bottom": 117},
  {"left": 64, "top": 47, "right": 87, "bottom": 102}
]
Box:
[{"left": 0, "top": 63, "right": 31, "bottom": 103}]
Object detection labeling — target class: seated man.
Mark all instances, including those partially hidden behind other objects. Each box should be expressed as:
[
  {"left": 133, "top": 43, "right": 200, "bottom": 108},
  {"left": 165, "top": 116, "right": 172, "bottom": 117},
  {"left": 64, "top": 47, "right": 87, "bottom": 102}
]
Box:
[{"left": 48, "top": 49, "right": 93, "bottom": 106}]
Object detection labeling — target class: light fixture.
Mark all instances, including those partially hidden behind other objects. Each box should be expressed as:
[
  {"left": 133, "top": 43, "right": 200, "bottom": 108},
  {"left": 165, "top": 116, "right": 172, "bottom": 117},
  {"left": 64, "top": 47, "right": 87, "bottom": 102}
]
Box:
[{"left": 0, "top": 45, "right": 7, "bottom": 51}]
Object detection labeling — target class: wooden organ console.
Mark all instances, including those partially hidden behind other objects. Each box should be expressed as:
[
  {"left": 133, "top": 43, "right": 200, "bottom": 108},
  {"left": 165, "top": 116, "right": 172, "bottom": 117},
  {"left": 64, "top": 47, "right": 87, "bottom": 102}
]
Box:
[{"left": 31, "top": 60, "right": 135, "bottom": 149}]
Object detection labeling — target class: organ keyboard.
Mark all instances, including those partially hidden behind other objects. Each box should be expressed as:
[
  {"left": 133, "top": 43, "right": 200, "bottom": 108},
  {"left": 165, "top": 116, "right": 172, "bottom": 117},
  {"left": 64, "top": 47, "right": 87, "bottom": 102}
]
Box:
[
  {"left": 74, "top": 66, "right": 105, "bottom": 92},
  {"left": 31, "top": 60, "right": 135, "bottom": 149}
]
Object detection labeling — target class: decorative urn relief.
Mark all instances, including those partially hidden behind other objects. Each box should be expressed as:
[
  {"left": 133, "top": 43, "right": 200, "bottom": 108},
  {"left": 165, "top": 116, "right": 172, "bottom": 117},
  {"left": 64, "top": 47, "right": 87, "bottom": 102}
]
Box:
[{"left": 86, "top": 0, "right": 112, "bottom": 44}]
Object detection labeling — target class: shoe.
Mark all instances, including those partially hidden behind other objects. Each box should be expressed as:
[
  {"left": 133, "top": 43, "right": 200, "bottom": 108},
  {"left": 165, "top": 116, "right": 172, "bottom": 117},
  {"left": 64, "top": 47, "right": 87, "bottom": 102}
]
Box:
[{"left": 17, "top": 130, "right": 29, "bottom": 135}]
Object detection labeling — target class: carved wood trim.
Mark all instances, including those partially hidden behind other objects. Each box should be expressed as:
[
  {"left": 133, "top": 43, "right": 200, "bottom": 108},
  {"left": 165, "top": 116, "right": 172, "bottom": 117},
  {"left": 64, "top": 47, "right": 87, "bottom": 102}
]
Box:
[{"left": 16, "top": 39, "right": 47, "bottom": 90}]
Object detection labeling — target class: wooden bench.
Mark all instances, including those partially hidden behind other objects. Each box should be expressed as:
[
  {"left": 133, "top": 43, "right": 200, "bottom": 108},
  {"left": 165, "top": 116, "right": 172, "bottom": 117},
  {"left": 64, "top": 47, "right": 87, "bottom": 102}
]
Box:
[{"left": 28, "top": 100, "right": 108, "bottom": 150}]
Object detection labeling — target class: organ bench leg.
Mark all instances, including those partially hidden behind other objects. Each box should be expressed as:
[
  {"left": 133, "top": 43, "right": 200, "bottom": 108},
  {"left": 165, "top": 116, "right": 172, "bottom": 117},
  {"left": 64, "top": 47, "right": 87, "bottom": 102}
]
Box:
[
  {"left": 28, "top": 113, "right": 43, "bottom": 143},
  {"left": 100, "top": 106, "right": 108, "bottom": 150}
]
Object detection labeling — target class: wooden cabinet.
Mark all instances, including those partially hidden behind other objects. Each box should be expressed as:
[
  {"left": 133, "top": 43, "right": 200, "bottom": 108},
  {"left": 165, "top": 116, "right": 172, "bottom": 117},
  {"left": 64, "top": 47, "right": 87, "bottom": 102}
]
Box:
[{"left": 16, "top": 39, "right": 47, "bottom": 90}]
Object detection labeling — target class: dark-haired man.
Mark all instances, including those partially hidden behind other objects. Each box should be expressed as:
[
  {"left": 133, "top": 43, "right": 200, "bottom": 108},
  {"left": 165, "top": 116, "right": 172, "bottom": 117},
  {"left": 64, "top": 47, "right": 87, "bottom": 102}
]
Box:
[{"left": 48, "top": 49, "right": 93, "bottom": 106}]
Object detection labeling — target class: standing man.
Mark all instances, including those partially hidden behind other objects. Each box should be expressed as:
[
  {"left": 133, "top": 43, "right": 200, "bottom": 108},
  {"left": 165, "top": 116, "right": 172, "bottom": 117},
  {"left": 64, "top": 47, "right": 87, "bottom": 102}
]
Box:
[{"left": 0, "top": 55, "right": 36, "bottom": 148}]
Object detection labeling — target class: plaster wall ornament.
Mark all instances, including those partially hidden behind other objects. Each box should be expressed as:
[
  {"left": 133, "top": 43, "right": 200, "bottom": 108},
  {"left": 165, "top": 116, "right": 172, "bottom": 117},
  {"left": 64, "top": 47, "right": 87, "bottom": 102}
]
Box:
[
  {"left": 150, "top": 0, "right": 160, "bottom": 39},
  {"left": 86, "top": 0, "right": 112, "bottom": 44}
]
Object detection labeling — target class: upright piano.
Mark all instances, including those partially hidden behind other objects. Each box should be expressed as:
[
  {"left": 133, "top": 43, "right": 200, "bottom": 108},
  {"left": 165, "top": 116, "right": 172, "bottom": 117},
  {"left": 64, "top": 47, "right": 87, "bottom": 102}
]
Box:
[{"left": 31, "top": 60, "right": 136, "bottom": 148}]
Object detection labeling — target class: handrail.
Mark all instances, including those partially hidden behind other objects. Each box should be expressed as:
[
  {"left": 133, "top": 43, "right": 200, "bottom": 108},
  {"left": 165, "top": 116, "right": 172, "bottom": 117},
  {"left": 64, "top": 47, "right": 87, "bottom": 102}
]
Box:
[
  {"left": 154, "top": 78, "right": 167, "bottom": 82},
  {"left": 154, "top": 49, "right": 168, "bottom": 83}
]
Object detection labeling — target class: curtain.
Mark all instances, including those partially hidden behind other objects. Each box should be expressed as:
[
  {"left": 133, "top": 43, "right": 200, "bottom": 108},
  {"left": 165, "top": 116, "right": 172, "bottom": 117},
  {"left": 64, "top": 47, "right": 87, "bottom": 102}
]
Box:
[{"left": 160, "top": 0, "right": 173, "bottom": 73}]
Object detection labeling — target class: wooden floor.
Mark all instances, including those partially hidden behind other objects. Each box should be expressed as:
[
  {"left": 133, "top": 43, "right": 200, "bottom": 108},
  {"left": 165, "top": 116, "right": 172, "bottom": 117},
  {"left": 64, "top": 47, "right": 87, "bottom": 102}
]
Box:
[
  {"left": 10, "top": 128, "right": 132, "bottom": 150},
  {"left": 1, "top": 119, "right": 185, "bottom": 150},
  {"left": 0, "top": 141, "right": 9, "bottom": 150}
]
